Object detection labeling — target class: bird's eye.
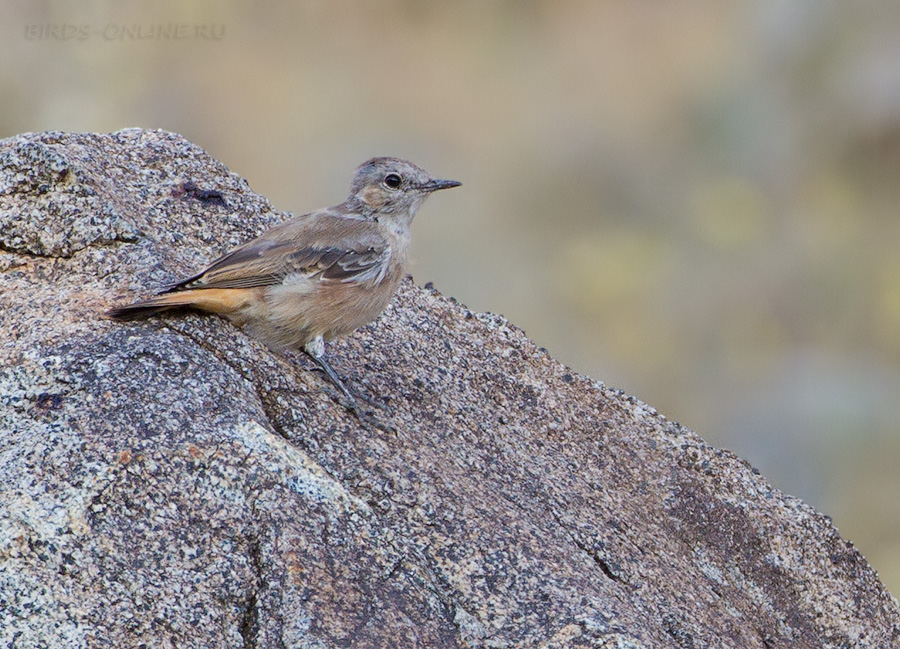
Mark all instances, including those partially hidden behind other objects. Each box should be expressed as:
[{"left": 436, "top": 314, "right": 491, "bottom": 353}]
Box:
[{"left": 384, "top": 173, "right": 402, "bottom": 189}]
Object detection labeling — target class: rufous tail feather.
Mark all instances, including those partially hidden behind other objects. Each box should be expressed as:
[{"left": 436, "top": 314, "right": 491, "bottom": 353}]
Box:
[{"left": 106, "top": 288, "right": 254, "bottom": 320}]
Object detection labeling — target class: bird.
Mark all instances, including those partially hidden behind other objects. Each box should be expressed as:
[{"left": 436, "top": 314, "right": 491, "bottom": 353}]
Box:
[{"left": 107, "top": 157, "right": 461, "bottom": 415}]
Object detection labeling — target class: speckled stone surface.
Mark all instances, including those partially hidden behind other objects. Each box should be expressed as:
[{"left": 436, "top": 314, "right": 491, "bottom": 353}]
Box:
[{"left": 1, "top": 130, "right": 898, "bottom": 649}]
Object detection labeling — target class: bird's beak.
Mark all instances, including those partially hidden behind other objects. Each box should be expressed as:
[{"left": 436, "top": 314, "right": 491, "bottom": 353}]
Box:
[{"left": 421, "top": 178, "right": 462, "bottom": 192}]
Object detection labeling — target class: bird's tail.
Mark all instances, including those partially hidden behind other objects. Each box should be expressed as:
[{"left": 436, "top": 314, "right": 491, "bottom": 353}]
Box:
[{"left": 106, "top": 288, "right": 255, "bottom": 321}]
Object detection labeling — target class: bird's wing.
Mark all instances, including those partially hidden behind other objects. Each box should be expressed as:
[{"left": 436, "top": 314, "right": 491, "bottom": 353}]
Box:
[{"left": 164, "top": 216, "right": 390, "bottom": 293}]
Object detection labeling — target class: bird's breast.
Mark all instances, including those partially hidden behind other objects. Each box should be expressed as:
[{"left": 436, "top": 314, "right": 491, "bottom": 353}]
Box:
[{"left": 256, "top": 258, "right": 405, "bottom": 347}]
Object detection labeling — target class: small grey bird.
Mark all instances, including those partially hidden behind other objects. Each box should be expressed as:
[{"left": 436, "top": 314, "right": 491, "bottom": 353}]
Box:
[{"left": 107, "top": 157, "right": 460, "bottom": 413}]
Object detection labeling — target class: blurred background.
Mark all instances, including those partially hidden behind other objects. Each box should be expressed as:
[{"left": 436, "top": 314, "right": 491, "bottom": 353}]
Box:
[{"left": 3, "top": 1, "right": 899, "bottom": 593}]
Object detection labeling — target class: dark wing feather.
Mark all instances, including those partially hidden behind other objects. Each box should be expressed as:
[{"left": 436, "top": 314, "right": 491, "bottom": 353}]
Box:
[
  {"left": 163, "top": 240, "right": 292, "bottom": 291},
  {"left": 297, "top": 247, "right": 386, "bottom": 282},
  {"left": 164, "top": 240, "right": 388, "bottom": 293}
]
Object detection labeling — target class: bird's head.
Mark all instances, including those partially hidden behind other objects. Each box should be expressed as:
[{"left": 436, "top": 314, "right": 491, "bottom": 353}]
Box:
[{"left": 348, "top": 157, "right": 460, "bottom": 222}]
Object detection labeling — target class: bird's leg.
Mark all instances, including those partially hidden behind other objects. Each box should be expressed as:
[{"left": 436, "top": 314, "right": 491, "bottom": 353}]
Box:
[{"left": 303, "top": 336, "right": 364, "bottom": 417}]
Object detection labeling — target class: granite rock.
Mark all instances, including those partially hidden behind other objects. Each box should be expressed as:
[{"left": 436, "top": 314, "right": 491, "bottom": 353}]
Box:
[{"left": 1, "top": 130, "right": 898, "bottom": 648}]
